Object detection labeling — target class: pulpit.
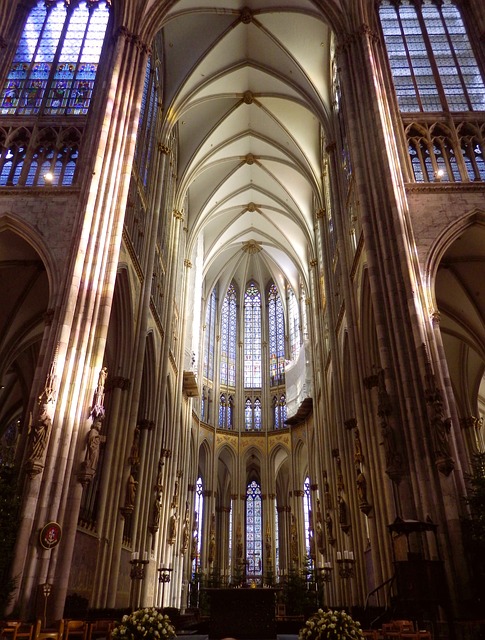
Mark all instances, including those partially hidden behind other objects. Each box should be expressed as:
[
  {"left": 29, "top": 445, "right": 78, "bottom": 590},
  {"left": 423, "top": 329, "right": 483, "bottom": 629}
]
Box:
[{"left": 205, "top": 588, "right": 277, "bottom": 639}]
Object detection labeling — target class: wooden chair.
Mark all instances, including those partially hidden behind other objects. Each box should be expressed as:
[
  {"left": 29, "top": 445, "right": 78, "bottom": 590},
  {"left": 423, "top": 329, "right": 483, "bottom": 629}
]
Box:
[
  {"left": 2, "top": 621, "right": 35, "bottom": 640},
  {"left": 86, "top": 620, "right": 113, "bottom": 640},
  {"left": 400, "top": 628, "right": 432, "bottom": 640},
  {"left": 382, "top": 620, "right": 415, "bottom": 639},
  {"left": 63, "top": 621, "right": 87, "bottom": 640},
  {"left": 34, "top": 619, "right": 65, "bottom": 640}
]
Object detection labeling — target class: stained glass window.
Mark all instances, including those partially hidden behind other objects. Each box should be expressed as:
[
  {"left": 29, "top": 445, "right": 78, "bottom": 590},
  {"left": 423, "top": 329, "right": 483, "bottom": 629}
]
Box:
[
  {"left": 192, "top": 477, "right": 204, "bottom": 573},
  {"left": 1, "top": 0, "right": 110, "bottom": 116},
  {"left": 244, "top": 281, "right": 262, "bottom": 388},
  {"left": 379, "top": 0, "right": 485, "bottom": 113},
  {"left": 203, "top": 288, "right": 217, "bottom": 381},
  {"left": 246, "top": 480, "right": 262, "bottom": 576},
  {"left": 268, "top": 283, "right": 285, "bottom": 386},
  {"left": 244, "top": 397, "right": 261, "bottom": 431},
  {"left": 288, "top": 286, "right": 300, "bottom": 360},
  {"left": 134, "top": 58, "right": 158, "bottom": 186},
  {"left": 219, "top": 394, "right": 233, "bottom": 429},
  {"left": 273, "top": 394, "right": 287, "bottom": 429},
  {"left": 220, "top": 283, "right": 237, "bottom": 387},
  {"left": 274, "top": 503, "right": 280, "bottom": 577},
  {"left": 303, "top": 477, "right": 313, "bottom": 563},
  {"left": 219, "top": 394, "right": 227, "bottom": 428}
]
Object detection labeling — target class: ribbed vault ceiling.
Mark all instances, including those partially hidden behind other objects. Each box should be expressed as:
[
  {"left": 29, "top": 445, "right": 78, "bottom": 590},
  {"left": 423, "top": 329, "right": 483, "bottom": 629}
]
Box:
[{"left": 153, "top": 2, "right": 335, "bottom": 295}]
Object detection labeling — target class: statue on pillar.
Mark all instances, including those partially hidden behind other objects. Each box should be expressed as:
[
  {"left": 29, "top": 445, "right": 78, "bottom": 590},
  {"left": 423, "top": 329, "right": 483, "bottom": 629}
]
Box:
[
  {"left": 181, "top": 501, "right": 190, "bottom": 554},
  {"left": 25, "top": 357, "right": 57, "bottom": 477}
]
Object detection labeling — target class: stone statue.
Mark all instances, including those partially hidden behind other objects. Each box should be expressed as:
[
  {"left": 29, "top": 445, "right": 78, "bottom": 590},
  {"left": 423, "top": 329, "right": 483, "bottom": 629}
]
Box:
[
  {"left": 208, "top": 513, "right": 216, "bottom": 563},
  {"left": 338, "top": 495, "right": 347, "bottom": 525},
  {"left": 129, "top": 426, "right": 140, "bottom": 465},
  {"left": 323, "top": 473, "right": 333, "bottom": 510},
  {"left": 354, "top": 428, "right": 364, "bottom": 466},
  {"left": 168, "top": 509, "right": 178, "bottom": 544},
  {"left": 356, "top": 468, "right": 368, "bottom": 504},
  {"left": 126, "top": 473, "right": 138, "bottom": 508},
  {"left": 325, "top": 511, "right": 334, "bottom": 543},
  {"left": 84, "top": 419, "right": 102, "bottom": 471},
  {"left": 28, "top": 403, "right": 51, "bottom": 462},
  {"left": 151, "top": 490, "right": 162, "bottom": 532},
  {"left": 181, "top": 501, "right": 190, "bottom": 553}
]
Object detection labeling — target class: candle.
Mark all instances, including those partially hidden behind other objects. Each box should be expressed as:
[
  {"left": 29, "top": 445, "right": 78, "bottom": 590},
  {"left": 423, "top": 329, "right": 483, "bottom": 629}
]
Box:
[
  {"left": 336, "top": 551, "right": 341, "bottom": 561},
  {"left": 143, "top": 551, "right": 148, "bottom": 561},
  {"left": 349, "top": 551, "right": 354, "bottom": 560},
  {"left": 344, "top": 550, "right": 349, "bottom": 560}
]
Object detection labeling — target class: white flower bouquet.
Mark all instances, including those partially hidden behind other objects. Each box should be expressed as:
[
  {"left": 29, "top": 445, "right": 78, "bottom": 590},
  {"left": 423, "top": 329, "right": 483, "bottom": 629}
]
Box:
[
  {"left": 298, "top": 608, "right": 364, "bottom": 640},
  {"left": 111, "top": 607, "right": 176, "bottom": 640}
]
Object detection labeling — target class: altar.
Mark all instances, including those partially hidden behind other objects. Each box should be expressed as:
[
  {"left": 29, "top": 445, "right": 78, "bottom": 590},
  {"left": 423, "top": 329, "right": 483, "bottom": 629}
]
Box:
[{"left": 204, "top": 588, "right": 277, "bottom": 639}]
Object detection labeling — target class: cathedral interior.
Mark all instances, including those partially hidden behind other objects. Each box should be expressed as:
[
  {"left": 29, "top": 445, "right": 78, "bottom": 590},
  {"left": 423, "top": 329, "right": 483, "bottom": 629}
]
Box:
[{"left": 1, "top": 0, "right": 485, "bottom": 638}]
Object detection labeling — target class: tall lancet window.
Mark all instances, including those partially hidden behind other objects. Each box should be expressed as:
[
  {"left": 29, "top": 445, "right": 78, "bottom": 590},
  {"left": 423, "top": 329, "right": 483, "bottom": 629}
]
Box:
[
  {"left": 244, "top": 281, "right": 262, "bottom": 388},
  {"left": 0, "top": 0, "right": 110, "bottom": 186},
  {"left": 135, "top": 58, "right": 158, "bottom": 186},
  {"left": 273, "top": 394, "right": 287, "bottom": 430},
  {"left": 288, "top": 286, "right": 301, "bottom": 360},
  {"left": 220, "top": 283, "right": 237, "bottom": 388},
  {"left": 268, "top": 283, "right": 285, "bottom": 386},
  {"left": 246, "top": 480, "right": 262, "bottom": 576},
  {"left": 203, "top": 288, "right": 217, "bottom": 382},
  {"left": 379, "top": 0, "right": 485, "bottom": 113},
  {"left": 303, "top": 477, "right": 313, "bottom": 567},
  {"left": 0, "top": 0, "right": 110, "bottom": 116},
  {"left": 192, "top": 476, "right": 204, "bottom": 573}
]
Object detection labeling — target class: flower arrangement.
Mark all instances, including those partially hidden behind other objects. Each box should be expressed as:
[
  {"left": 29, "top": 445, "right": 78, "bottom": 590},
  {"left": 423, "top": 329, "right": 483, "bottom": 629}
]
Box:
[
  {"left": 298, "top": 609, "right": 364, "bottom": 640},
  {"left": 111, "top": 607, "right": 176, "bottom": 640}
]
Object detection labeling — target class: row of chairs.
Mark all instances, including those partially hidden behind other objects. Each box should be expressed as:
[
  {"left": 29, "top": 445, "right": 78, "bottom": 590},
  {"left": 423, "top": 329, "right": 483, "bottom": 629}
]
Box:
[
  {"left": 363, "top": 620, "right": 433, "bottom": 640},
  {"left": 1, "top": 619, "right": 114, "bottom": 640}
]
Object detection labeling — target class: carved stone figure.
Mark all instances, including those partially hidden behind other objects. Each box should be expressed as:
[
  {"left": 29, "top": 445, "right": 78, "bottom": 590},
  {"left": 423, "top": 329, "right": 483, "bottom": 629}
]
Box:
[
  {"left": 151, "top": 490, "right": 162, "bottom": 532},
  {"left": 129, "top": 427, "right": 140, "bottom": 465},
  {"left": 181, "top": 502, "right": 190, "bottom": 553},
  {"left": 126, "top": 473, "right": 138, "bottom": 508},
  {"left": 325, "top": 511, "right": 334, "bottom": 542},
  {"left": 168, "top": 509, "right": 178, "bottom": 544},
  {"left": 28, "top": 403, "right": 51, "bottom": 462},
  {"left": 208, "top": 513, "right": 216, "bottom": 563},
  {"left": 84, "top": 419, "right": 102, "bottom": 471}
]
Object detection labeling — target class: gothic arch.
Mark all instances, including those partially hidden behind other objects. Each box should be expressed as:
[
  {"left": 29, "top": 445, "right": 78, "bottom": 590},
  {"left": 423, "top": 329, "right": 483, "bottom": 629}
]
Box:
[
  {"left": 0, "top": 225, "right": 50, "bottom": 463},
  {"left": 427, "top": 210, "right": 485, "bottom": 454}
]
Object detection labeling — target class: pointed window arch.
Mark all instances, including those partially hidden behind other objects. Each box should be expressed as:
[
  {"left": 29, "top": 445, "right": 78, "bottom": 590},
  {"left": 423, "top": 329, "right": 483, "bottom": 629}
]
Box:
[
  {"left": 1, "top": 0, "right": 110, "bottom": 116},
  {"left": 192, "top": 476, "right": 204, "bottom": 573},
  {"left": 246, "top": 480, "right": 262, "bottom": 576},
  {"left": 244, "top": 281, "right": 262, "bottom": 388},
  {"left": 135, "top": 58, "right": 158, "bottom": 186},
  {"left": 288, "top": 286, "right": 301, "bottom": 360},
  {"left": 268, "top": 283, "right": 285, "bottom": 386},
  {"left": 303, "top": 477, "right": 313, "bottom": 566},
  {"left": 379, "top": 0, "right": 485, "bottom": 113},
  {"left": 203, "top": 287, "right": 217, "bottom": 382},
  {"left": 220, "top": 283, "right": 237, "bottom": 387},
  {"left": 273, "top": 394, "right": 287, "bottom": 429}
]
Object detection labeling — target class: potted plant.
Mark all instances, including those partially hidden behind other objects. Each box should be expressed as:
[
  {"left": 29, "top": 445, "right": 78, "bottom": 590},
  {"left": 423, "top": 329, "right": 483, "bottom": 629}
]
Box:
[
  {"left": 111, "top": 607, "right": 176, "bottom": 640},
  {"left": 298, "top": 608, "right": 364, "bottom": 640}
]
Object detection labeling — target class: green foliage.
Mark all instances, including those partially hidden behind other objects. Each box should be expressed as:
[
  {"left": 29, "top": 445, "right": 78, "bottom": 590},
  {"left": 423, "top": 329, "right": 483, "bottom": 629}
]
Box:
[
  {"left": 462, "top": 452, "right": 485, "bottom": 610},
  {"left": 281, "top": 567, "right": 319, "bottom": 617},
  {"left": 0, "top": 463, "right": 21, "bottom": 615},
  {"left": 464, "top": 452, "right": 485, "bottom": 544}
]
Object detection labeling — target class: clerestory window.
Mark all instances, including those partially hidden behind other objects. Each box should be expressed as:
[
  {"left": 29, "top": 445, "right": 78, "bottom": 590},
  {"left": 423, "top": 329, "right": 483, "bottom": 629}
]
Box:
[
  {"left": 379, "top": 0, "right": 485, "bottom": 113},
  {"left": 0, "top": 0, "right": 110, "bottom": 116}
]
